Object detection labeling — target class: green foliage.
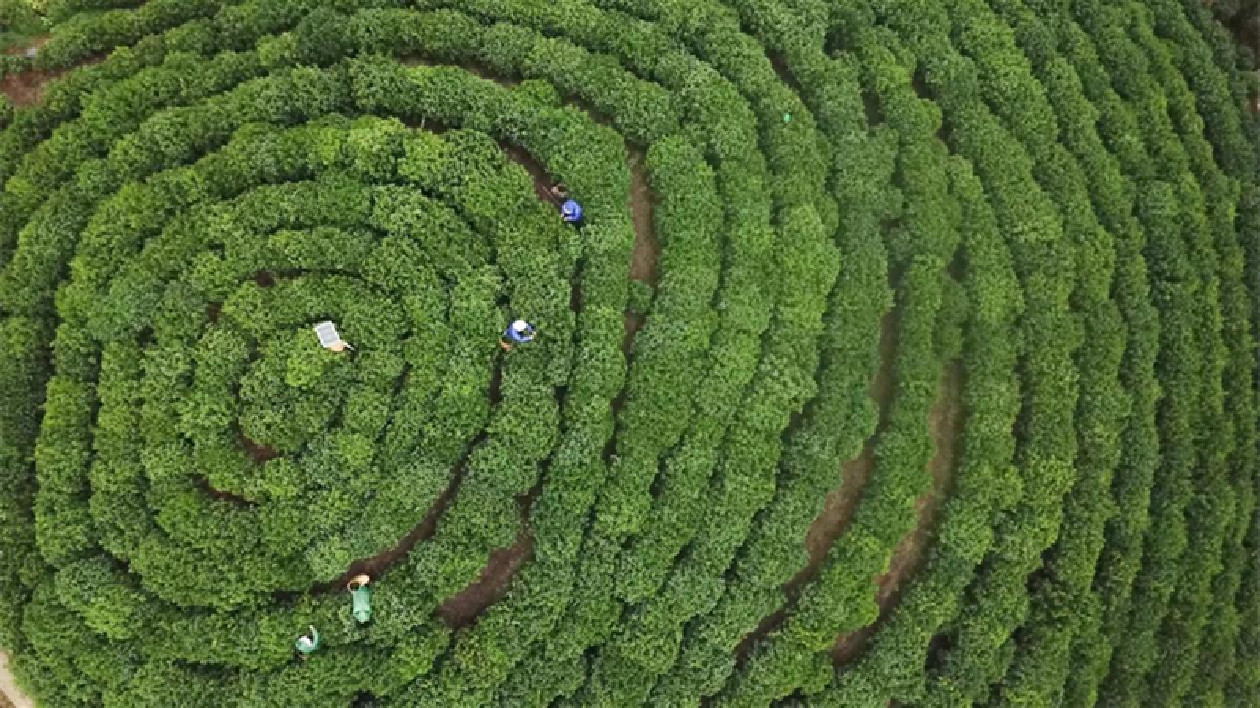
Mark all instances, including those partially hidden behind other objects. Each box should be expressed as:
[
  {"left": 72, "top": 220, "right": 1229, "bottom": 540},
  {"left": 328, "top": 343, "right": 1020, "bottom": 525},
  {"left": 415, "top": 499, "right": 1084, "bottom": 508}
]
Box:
[{"left": 0, "top": 0, "right": 1255, "bottom": 706}]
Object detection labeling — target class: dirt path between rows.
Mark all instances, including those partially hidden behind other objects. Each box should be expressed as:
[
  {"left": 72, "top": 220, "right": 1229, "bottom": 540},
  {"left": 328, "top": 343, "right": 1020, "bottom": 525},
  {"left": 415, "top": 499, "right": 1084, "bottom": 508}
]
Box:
[
  {"left": 623, "top": 147, "right": 659, "bottom": 356},
  {"left": 437, "top": 526, "right": 533, "bottom": 627},
  {"left": 320, "top": 459, "right": 536, "bottom": 626},
  {"left": 626, "top": 149, "right": 658, "bottom": 286},
  {"left": 832, "top": 358, "right": 964, "bottom": 665},
  {"left": 318, "top": 463, "right": 466, "bottom": 595},
  {"left": 2, "top": 38, "right": 103, "bottom": 107},
  {"left": 2, "top": 37, "right": 51, "bottom": 106},
  {"left": 0, "top": 652, "right": 34, "bottom": 708},
  {"left": 734, "top": 312, "right": 897, "bottom": 660},
  {"left": 800, "top": 313, "right": 897, "bottom": 571}
]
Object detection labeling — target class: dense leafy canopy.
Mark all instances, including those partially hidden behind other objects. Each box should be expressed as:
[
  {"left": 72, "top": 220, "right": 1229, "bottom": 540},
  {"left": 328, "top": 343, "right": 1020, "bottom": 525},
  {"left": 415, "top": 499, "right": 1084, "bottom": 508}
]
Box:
[{"left": 0, "top": 0, "right": 1256, "bottom": 706}]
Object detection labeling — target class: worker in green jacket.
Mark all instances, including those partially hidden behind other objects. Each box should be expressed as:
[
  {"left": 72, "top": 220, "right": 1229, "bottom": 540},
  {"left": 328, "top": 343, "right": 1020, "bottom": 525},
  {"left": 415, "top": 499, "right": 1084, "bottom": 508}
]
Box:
[
  {"left": 295, "top": 625, "right": 320, "bottom": 659},
  {"left": 348, "top": 574, "right": 372, "bottom": 624}
]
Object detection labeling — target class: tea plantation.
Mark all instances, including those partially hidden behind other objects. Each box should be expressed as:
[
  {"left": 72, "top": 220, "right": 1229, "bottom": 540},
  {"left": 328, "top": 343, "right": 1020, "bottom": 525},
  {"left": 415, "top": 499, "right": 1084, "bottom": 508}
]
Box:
[{"left": 0, "top": 0, "right": 1256, "bottom": 706}]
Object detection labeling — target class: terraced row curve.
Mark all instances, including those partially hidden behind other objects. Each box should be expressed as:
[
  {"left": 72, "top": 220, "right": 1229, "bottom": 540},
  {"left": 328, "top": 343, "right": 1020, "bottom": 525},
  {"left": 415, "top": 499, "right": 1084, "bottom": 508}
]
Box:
[{"left": 0, "top": 0, "right": 1256, "bottom": 706}]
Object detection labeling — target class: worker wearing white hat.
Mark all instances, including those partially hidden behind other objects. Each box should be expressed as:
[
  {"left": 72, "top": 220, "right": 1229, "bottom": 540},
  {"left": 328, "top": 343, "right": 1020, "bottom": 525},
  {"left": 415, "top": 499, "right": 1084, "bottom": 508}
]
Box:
[{"left": 500, "top": 319, "right": 536, "bottom": 351}]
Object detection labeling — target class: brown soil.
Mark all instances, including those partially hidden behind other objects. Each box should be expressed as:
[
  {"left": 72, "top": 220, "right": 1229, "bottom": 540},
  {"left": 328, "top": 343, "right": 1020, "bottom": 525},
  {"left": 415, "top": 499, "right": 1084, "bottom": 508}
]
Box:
[
  {"left": 623, "top": 148, "right": 659, "bottom": 356},
  {"left": 502, "top": 143, "right": 557, "bottom": 204},
  {"left": 768, "top": 51, "right": 803, "bottom": 96},
  {"left": 832, "top": 358, "right": 964, "bottom": 665},
  {"left": 197, "top": 476, "right": 255, "bottom": 505},
  {"left": 320, "top": 462, "right": 534, "bottom": 630},
  {"left": 488, "top": 359, "right": 504, "bottom": 405},
  {"left": 1, "top": 37, "right": 50, "bottom": 106},
  {"left": 2, "top": 38, "right": 104, "bottom": 107},
  {"left": 627, "top": 149, "right": 659, "bottom": 286},
  {"left": 436, "top": 482, "right": 539, "bottom": 627},
  {"left": 437, "top": 528, "right": 533, "bottom": 628},
  {"left": 322, "top": 468, "right": 463, "bottom": 592},
  {"left": 734, "top": 312, "right": 897, "bottom": 661},
  {"left": 240, "top": 433, "right": 279, "bottom": 464},
  {"left": 799, "top": 312, "right": 897, "bottom": 581},
  {"left": 2, "top": 37, "right": 47, "bottom": 57}
]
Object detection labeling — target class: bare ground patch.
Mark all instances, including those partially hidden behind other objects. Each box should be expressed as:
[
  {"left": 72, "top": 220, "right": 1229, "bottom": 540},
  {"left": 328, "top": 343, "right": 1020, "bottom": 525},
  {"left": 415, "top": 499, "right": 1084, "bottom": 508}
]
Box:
[
  {"left": 240, "top": 433, "right": 279, "bottom": 464},
  {"left": 501, "top": 143, "right": 556, "bottom": 203},
  {"left": 798, "top": 311, "right": 897, "bottom": 584},
  {"left": 767, "top": 51, "right": 803, "bottom": 97},
  {"left": 2, "top": 38, "right": 103, "bottom": 107},
  {"left": 623, "top": 147, "right": 659, "bottom": 357},
  {"left": 437, "top": 481, "right": 539, "bottom": 627},
  {"left": 321, "top": 466, "right": 465, "bottom": 593},
  {"left": 734, "top": 312, "right": 897, "bottom": 661},
  {"left": 2, "top": 37, "right": 50, "bottom": 106},
  {"left": 437, "top": 528, "right": 533, "bottom": 628},
  {"left": 832, "top": 358, "right": 964, "bottom": 665},
  {"left": 627, "top": 148, "right": 658, "bottom": 286}
]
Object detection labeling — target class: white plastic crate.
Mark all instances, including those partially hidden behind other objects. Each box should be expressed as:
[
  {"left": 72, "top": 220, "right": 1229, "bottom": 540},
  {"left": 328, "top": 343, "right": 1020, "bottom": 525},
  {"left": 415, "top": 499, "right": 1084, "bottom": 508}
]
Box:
[{"left": 313, "top": 321, "right": 348, "bottom": 350}]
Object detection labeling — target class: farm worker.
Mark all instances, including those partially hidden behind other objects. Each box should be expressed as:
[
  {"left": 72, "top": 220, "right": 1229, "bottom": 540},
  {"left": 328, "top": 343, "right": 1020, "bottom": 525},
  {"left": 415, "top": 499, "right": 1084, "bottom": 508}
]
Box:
[
  {"left": 347, "top": 574, "right": 372, "bottom": 624},
  {"left": 295, "top": 625, "right": 320, "bottom": 659},
  {"left": 313, "top": 321, "right": 352, "bottom": 352},
  {"left": 500, "top": 319, "right": 536, "bottom": 351},
  {"left": 560, "top": 199, "right": 583, "bottom": 224},
  {"left": 547, "top": 183, "right": 582, "bottom": 223}
]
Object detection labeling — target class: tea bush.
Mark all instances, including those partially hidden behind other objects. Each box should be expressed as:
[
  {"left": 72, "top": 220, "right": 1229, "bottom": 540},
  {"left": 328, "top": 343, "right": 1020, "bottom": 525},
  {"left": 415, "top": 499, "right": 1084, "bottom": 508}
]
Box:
[{"left": 0, "top": 0, "right": 1256, "bottom": 706}]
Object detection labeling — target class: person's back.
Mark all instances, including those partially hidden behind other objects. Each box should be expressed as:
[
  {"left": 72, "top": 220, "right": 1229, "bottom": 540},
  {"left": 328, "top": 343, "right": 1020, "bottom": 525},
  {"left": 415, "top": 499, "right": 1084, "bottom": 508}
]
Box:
[
  {"left": 295, "top": 626, "right": 320, "bottom": 658},
  {"left": 506, "top": 319, "right": 535, "bottom": 343}
]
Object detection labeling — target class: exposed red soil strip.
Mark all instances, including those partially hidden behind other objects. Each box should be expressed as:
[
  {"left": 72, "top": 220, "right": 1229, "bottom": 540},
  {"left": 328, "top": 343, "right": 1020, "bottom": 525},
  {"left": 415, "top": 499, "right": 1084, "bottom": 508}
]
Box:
[
  {"left": 831, "top": 358, "right": 964, "bottom": 665},
  {"left": 197, "top": 477, "right": 255, "bottom": 505},
  {"left": 768, "top": 51, "right": 804, "bottom": 96},
  {"left": 502, "top": 143, "right": 556, "bottom": 203},
  {"left": 437, "top": 528, "right": 533, "bottom": 628},
  {"left": 240, "top": 433, "right": 279, "bottom": 464},
  {"left": 627, "top": 149, "right": 659, "bottom": 286},
  {"left": 1, "top": 37, "right": 51, "bottom": 106},
  {"left": 2, "top": 38, "right": 104, "bottom": 107},
  {"left": 623, "top": 147, "right": 659, "bottom": 356},
  {"left": 436, "top": 479, "right": 540, "bottom": 627},
  {"left": 734, "top": 312, "right": 897, "bottom": 661},
  {"left": 321, "top": 468, "right": 464, "bottom": 592},
  {"left": 798, "top": 312, "right": 897, "bottom": 583},
  {"left": 195, "top": 433, "right": 276, "bottom": 503}
]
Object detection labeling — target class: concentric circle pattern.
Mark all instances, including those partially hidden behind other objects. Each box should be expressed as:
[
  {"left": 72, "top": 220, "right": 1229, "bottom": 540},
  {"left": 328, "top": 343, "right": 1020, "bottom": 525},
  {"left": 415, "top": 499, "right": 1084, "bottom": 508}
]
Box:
[{"left": 0, "top": 0, "right": 1256, "bottom": 707}]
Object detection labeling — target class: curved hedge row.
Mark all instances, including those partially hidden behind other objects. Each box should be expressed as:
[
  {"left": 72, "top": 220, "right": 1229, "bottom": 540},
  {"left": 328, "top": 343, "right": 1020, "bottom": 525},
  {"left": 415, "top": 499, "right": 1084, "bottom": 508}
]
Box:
[{"left": 0, "top": 0, "right": 1255, "bottom": 706}]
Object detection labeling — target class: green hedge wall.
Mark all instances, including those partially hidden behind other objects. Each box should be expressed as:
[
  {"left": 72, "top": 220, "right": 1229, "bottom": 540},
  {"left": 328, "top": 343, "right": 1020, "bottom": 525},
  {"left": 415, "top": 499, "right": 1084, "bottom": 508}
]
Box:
[{"left": 0, "top": 0, "right": 1255, "bottom": 706}]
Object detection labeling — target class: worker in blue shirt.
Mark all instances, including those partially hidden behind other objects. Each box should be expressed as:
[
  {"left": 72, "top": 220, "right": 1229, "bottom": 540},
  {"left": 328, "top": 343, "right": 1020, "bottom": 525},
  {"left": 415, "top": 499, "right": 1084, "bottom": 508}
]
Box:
[
  {"left": 550, "top": 184, "right": 583, "bottom": 224},
  {"left": 500, "top": 319, "right": 536, "bottom": 351},
  {"left": 561, "top": 199, "right": 583, "bottom": 224}
]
